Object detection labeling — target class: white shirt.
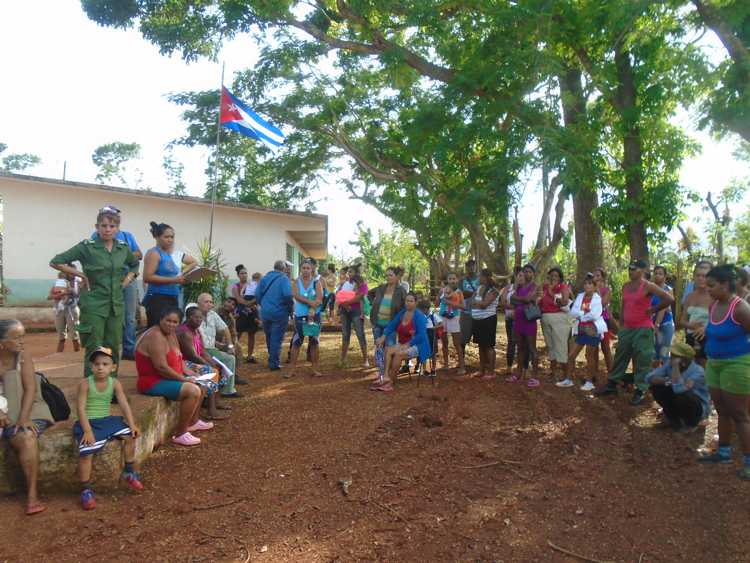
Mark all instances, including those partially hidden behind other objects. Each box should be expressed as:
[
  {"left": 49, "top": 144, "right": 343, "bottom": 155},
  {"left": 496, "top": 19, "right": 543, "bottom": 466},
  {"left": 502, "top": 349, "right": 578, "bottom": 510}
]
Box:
[
  {"left": 199, "top": 310, "right": 228, "bottom": 349},
  {"left": 471, "top": 286, "right": 499, "bottom": 320},
  {"left": 244, "top": 280, "right": 259, "bottom": 297}
]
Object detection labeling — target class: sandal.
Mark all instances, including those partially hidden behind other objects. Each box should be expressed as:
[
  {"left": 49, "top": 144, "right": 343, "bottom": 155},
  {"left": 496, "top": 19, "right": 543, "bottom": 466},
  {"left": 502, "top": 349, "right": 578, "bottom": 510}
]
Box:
[
  {"left": 526, "top": 378, "right": 540, "bottom": 388},
  {"left": 375, "top": 383, "right": 394, "bottom": 393},
  {"left": 26, "top": 502, "right": 47, "bottom": 516},
  {"left": 505, "top": 375, "right": 521, "bottom": 384}
]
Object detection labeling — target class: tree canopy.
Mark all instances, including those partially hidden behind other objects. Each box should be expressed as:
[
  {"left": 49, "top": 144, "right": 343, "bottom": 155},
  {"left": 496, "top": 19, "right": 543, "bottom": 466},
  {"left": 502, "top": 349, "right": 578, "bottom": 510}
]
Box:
[{"left": 81, "top": 0, "right": 750, "bottom": 282}]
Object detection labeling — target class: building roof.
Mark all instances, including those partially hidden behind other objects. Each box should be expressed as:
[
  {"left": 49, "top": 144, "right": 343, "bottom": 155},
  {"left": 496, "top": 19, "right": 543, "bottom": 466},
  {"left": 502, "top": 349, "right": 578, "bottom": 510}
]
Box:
[{"left": 0, "top": 172, "right": 327, "bottom": 221}]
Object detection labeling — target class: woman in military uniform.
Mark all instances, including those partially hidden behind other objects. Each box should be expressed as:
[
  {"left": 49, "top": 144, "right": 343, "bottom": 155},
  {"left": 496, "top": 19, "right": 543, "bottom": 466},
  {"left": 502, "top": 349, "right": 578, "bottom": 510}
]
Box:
[{"left": 50, "top": 208, "right": 139, "bottom": 375}]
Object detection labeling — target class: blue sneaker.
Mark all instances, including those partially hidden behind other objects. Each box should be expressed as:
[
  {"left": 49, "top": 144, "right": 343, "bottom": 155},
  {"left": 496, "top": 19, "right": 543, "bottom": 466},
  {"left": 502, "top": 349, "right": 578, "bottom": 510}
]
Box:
[
  {"left": 698, "top": 452, "right": 732, "bottom": 464},
  {"left": 81, "top": 488, "right": 96, "bottom": 511}
]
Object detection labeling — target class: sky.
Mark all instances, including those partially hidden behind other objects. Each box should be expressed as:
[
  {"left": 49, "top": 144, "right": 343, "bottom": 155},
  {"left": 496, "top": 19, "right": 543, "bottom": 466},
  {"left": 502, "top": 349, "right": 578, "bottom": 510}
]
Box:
[{"left": 1, "top": 0, "right": 748, "bottom": 260}]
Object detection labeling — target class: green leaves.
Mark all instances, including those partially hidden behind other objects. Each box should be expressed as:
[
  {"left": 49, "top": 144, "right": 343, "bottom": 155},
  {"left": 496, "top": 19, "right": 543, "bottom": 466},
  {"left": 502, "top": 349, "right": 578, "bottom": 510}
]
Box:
[
  {"left": 91, "top": 141, "right": 141, "bottom": 185},
  {"left": 0, "top": 143, "right": 41, "bottom": 173}
]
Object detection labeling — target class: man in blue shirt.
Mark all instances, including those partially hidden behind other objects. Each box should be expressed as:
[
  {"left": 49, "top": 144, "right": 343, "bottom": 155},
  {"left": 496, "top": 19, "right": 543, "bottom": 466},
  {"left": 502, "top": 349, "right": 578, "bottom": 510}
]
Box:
[
  {"left": 91, "top": 205, "right": 142, "bottom": 360},
  {"left": 257, "top": 260, "right": 293, "bottom": 371},
  {"left": 646, "top": 342, "right": 710, "bottom": 431}
]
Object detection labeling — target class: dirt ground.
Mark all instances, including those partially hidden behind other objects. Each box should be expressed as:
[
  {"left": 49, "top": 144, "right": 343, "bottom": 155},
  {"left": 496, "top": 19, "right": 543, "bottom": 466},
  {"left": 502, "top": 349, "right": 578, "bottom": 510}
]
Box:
[{"left": 1, "top": 329, "right": 749, "bottom": 563}]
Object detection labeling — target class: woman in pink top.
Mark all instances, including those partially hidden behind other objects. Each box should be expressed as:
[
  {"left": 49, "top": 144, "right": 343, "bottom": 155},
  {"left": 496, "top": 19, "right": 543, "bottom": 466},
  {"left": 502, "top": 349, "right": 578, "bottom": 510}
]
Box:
[{"left": 595, "top": 260, "right": 673, "bottom": 405}]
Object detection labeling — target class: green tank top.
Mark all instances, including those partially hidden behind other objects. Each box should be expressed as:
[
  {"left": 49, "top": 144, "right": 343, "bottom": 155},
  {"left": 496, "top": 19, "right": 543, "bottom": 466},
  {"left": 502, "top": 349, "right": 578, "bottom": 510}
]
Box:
[{"left": 85, "top": 376, "right": 113, "bottom": 419}]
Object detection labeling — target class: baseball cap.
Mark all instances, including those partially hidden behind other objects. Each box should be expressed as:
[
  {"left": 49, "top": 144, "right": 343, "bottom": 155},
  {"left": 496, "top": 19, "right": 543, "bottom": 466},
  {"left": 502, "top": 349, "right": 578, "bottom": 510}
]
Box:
[
  {"left": 88, "top": 346, "right": 114, "bottom": 362},
  {"left": 628, "top": 259, "right": 648, "bottom": 270},
  {"left": 670, "top": 342, "right": 696, "bottom": 360}
]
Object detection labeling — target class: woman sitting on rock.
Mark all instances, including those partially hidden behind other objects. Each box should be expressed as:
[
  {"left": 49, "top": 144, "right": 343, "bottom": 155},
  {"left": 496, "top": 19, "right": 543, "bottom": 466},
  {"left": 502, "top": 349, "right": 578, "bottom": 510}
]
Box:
[
  {"left": 0, "top": 319, "right": 55, "bottom": 515},
  {"left": 135, "top": 307, "right": 207, "bottom": 447}
]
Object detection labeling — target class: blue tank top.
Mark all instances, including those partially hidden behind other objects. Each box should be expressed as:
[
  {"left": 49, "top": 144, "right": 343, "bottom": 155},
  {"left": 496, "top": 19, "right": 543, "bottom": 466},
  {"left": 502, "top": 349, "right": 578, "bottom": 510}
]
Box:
[
  {"left": 705, "top": 297, "right": 750, "bottom": 359},
  {"left": 651, "top": 288, "right": 673, "bottom": 326},
  {"left": 294, "top": 277, "right": 316, "bottom": 317},
  {"left": 145, "top": 247, "right": 180, "bottom": 297}
]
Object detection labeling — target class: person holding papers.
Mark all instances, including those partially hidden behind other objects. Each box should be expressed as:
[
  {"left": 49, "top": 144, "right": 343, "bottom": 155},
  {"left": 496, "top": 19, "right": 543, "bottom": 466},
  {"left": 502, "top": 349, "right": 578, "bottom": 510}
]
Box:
[
  {"left": 177, "top": 305, "right": 230, "bottom": 421},
  {"left": 196, "top": 293, "right": 245, "bottom": 394}
]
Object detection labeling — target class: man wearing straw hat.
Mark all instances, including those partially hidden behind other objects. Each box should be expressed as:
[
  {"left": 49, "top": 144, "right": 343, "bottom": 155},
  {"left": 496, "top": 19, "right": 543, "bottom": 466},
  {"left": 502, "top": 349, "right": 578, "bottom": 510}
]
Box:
[{"left": 645, "top": 342, "right": 710, "bottom": 431}]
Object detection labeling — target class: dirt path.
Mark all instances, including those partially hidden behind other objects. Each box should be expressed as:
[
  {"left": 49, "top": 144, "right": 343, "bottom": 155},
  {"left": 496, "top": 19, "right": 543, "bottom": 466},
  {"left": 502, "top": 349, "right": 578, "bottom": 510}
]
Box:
[{"left": 1, "top": 332, "right": 748, "bottom": 562}]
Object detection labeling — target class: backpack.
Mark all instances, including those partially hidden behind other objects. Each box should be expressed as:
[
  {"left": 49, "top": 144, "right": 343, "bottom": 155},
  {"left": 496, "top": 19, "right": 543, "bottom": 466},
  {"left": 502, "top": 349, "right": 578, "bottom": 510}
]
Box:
[{"left": 37, "top": 372, "right": 71, "bottom": 421}]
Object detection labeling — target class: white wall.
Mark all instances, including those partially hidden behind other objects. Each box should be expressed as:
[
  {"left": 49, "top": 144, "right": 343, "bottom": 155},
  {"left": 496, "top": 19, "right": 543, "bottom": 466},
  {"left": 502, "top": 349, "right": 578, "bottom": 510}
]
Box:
[{"left": 0, "top": 176, "right": 326, "bottom": 304}]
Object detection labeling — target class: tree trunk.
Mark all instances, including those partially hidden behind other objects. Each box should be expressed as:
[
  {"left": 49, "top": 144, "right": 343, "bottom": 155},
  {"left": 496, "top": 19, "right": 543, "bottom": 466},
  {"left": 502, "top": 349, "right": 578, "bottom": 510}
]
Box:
[
  {"left": 466, "top": 221, "right": 509, "bottom": 277},
  {"left": 513, "top": 207, "right": 523, "bottom": 270},
  {"left": 614, "top": 48, "right": 650, "bottom": 263},
  {"left": 558, "top": 67, "right": 604, "bottom": 286}
]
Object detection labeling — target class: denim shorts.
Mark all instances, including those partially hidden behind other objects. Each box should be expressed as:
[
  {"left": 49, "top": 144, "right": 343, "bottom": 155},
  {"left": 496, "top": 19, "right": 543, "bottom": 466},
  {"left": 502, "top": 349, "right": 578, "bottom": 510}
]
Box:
[{"left": 1, "top": 419, "right": 52, "bottom": 440}]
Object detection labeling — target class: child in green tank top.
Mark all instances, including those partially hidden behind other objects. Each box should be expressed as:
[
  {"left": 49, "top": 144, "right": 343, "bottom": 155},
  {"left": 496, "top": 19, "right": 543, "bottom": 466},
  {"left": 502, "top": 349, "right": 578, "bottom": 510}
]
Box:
[{"left": 73, "top": 347, "right": 143, "bottom": 511}]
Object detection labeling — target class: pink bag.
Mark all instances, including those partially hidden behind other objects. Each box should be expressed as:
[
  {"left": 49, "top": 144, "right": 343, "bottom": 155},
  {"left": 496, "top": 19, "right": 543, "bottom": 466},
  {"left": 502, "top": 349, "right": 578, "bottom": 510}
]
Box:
[{"left": 335, "top": 290, "right": 357, "bottom": 305}]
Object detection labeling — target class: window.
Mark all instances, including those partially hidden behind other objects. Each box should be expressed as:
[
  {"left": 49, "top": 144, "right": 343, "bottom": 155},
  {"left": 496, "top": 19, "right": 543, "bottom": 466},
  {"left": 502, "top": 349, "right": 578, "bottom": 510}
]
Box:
[{"left": 285, "top": 243, "right": 300, "bottom": 278}]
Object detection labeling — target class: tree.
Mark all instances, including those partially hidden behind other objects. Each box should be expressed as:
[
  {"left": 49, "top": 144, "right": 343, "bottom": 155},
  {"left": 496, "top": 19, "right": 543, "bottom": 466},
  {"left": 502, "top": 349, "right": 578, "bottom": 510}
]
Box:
[
  {"left": 564, "top": 0, "right": 704, "bottom": 261},
  {"left": 688, "top": 0, "right": 750, "bottom": 142},
  {"left": 91, "top": 141, "right": 141, "bottom": 185},
  {"left": 350, "top": 223, "right": 429, "bottom": 291},
  {"left": 162, "top": 148, "right": 187, "bottom": 196},
  {"left": 81, "top": 0, "right": 711, "bottom": 271},
  {"left": 0, "top": 142, "right": 41, "bottom": 173}
]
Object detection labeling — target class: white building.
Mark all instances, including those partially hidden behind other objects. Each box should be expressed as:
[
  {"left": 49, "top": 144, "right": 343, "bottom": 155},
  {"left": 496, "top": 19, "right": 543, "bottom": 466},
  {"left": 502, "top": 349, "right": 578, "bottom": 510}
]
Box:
[{"left": 0, "top": 173, "right": 328, "bottom": 306}]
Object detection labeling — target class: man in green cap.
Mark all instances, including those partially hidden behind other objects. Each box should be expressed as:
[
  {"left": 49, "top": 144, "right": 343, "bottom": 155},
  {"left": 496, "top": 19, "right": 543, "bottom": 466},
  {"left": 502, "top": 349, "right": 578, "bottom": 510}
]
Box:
[
  {"left": 50, "top": 208, "right": 139, "bottom": 376},
  {"left": 645, "top": 341, "right": 710, "bottom": 431}
]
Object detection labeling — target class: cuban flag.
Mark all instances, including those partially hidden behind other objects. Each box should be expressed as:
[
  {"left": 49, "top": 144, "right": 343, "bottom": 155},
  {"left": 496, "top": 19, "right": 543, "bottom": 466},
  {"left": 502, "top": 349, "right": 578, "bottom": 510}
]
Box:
[{"left": 220, "top": 86, "right": 285, "bottom": 149}]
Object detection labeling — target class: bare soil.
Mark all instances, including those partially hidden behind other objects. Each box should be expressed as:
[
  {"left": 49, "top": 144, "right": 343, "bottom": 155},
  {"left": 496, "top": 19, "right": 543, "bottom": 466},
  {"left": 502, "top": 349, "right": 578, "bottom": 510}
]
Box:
[{"left": 1, "top": 331, "right": 748, "bottom": 562}]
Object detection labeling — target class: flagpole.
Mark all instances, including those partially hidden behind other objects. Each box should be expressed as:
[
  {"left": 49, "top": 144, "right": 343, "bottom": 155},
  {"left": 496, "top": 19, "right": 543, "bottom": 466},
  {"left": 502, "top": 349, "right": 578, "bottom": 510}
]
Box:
[{"left": 207, "top": 61, "right": 225, "bottom": 255}]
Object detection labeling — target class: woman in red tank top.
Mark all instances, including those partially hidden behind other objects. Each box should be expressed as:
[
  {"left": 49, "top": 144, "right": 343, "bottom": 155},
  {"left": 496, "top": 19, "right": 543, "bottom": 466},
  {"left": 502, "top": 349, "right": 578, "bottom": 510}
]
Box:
[
  {"left": 135, "top": 306, "right": 207, "bottom": 447},
  {"left": 594, "top": 260, "right": 674, "bottom": 405}
]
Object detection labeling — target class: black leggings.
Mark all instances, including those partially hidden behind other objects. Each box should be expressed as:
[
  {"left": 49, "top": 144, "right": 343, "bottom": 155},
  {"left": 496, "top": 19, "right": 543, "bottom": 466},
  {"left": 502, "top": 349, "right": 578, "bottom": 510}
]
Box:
[{"left": 505, "top": 318, "right": 515, "bottom": 368}]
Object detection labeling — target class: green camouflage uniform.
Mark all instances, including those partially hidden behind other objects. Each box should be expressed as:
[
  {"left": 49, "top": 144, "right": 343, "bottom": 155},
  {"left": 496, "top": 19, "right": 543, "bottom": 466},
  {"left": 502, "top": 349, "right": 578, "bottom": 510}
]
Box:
[{"left": 51, "top": 238, "right": 139, "bottom": 375}]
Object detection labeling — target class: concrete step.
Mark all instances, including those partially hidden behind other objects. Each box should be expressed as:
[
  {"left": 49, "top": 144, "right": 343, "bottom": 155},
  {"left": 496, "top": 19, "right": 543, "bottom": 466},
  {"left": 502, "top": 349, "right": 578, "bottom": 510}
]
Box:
[{"left": 1, "top": 352, "right": 178, "bottom": 494}]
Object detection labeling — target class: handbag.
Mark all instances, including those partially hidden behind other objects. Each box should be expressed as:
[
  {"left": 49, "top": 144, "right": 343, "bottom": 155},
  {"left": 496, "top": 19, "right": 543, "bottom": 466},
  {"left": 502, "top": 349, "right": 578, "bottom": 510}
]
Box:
[
  {"left": 302, "top": 322, "right": 321, "bottom": 337},
  {"left": 524, "top": 303, "right": 542, "bottom": 321},
  {"left": 37, "top": 372, "right": 70, "bottom": 422}
]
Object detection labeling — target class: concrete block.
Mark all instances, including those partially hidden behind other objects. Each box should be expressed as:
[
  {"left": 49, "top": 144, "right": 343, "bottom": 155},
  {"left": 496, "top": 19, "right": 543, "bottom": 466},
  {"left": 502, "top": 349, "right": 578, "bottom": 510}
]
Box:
[{"left": 0, "top": 395, "right": 179, "bottom": 494}]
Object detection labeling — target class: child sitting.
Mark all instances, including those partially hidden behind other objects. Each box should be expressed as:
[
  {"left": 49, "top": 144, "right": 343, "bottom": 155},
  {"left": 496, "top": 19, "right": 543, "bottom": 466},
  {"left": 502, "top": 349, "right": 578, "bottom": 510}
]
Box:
[{"left": 74, "top": 347, "right": 142, "bottom": 511}]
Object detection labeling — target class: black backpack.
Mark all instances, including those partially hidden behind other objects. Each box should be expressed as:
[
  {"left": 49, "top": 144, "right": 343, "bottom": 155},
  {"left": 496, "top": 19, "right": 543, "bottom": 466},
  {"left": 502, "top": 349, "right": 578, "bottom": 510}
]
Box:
[{"left": 37, "top": 372, "right": 71, "bottom": 422}]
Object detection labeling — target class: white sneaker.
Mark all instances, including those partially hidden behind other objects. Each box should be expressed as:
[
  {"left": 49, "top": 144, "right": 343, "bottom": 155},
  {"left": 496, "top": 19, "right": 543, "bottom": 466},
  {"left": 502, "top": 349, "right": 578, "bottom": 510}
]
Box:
[
  {"left": 580, "top": 381, "right": 595, "bottom": 392},
  {"left": 555, "top": 378, "right": 574, "bottom": 388}
]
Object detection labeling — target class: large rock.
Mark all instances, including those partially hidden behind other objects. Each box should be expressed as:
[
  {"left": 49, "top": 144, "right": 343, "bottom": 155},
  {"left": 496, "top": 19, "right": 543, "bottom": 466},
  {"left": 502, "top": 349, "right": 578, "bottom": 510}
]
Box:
[
  {"left": 0, "top": 345, "right": 178, "bottom": 494},
  {"left": 0, "top": 396, "right": 178, "bottom": 494}
]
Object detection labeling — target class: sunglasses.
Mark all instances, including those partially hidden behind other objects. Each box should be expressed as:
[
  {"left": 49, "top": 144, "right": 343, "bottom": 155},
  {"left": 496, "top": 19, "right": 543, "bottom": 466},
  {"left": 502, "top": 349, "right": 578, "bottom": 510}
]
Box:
[{"left": 99, "top": 205, "right": 121, "bottom": 214}]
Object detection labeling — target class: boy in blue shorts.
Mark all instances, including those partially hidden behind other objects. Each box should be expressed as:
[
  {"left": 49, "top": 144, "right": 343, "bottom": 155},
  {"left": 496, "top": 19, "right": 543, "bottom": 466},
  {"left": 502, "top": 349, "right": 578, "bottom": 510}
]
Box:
[{"left": 74, "top": 347, "right": 143, "bottom": 510}]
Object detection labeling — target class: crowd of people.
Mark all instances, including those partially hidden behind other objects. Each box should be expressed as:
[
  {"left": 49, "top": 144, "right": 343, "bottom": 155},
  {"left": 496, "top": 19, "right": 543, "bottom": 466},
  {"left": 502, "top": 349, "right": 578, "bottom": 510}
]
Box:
[{"left": 3, "top": 202, "right": 750, "bottom": 517}]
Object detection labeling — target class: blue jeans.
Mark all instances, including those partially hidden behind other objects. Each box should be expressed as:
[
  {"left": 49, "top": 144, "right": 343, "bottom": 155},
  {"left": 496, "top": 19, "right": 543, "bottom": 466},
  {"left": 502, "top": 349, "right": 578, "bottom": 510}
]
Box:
[
  {"left": 263, "top": 317, "right": 288, "bottom": 369},
  {"left": 122, "top": 282, "right": 138, "bottom": 357},
  {"left": 655, "top": 322, "right": 675, "bottom": 363},
  {"left": 372, "top": 324, "right": 396, "bottom": 379}
]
